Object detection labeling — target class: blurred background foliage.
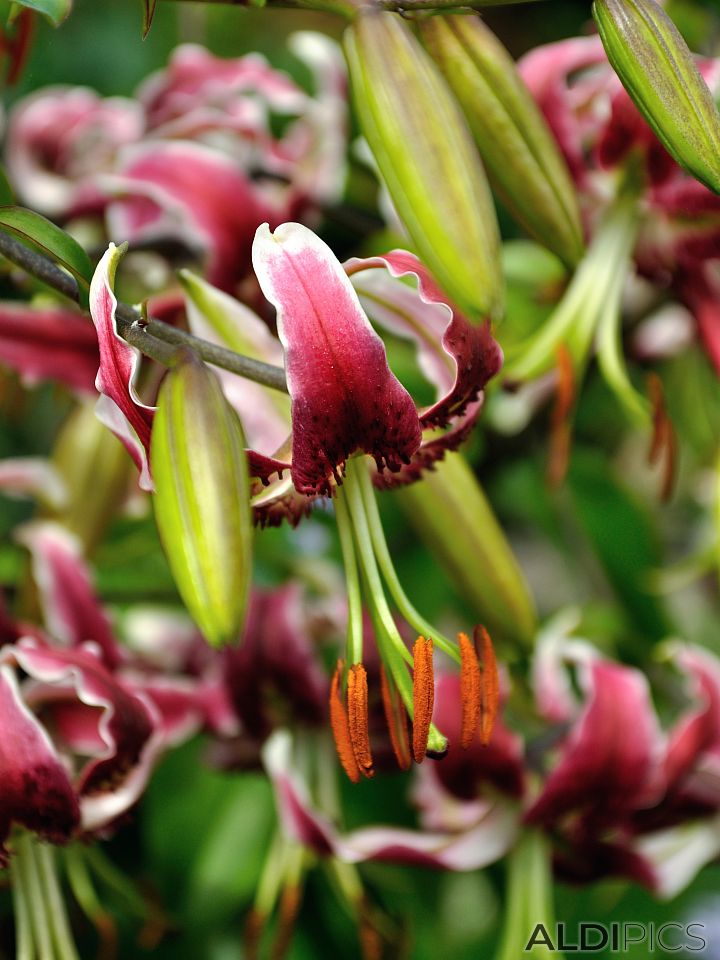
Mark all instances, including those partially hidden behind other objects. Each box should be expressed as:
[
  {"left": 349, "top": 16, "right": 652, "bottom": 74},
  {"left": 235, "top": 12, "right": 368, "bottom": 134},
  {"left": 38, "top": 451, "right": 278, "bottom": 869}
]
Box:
[{"left": 2, "top": 0, "right": 720, "bottom": 957}]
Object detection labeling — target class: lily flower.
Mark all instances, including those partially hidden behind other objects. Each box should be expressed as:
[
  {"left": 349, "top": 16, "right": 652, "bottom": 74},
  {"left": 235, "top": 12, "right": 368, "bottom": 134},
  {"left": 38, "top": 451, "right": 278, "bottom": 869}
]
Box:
[{"left": 519, "top": 35, "right": 720, "bottom": 375}]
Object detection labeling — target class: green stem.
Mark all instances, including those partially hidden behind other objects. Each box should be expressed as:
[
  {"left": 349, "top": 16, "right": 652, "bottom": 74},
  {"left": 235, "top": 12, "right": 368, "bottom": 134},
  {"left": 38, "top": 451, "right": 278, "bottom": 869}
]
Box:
[
  {"left": 355, "top": 461, "right": 460, "bottom": 664},
  {"left": 504, "top": 191, "right": 640, "bottom": 382},
  {"left": 15, "top": 834, "right": 54, "bottom": 960},
  {"left": 35, "top": 845, "right": 80, "bottom": 960},
  {"left": 334, "top": 492, "right": 364, "bottom": 665},
  {"left": 10, "top": 839, "right": 35, "bottom": 960}
]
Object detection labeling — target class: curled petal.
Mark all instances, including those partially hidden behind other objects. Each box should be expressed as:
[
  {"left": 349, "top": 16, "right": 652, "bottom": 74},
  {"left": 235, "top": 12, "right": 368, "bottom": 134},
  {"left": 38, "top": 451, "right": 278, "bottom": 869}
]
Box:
[
  {"left": 252, "top": 222, "right": 422, "bottom": 495},
  {"left": 0, "top": 301, "right": 99, "bottom": 394},
  {"left": 89, "top": 243, "right": 155, "bottom": 491},
  {"left": 105, "top": 142, "right": 275, "bottom": 292},
  {"left": 526, "top": 657, "right": 665, "bottom": 825},
  {"left": 634, "top": 814, "right": 720, "bottom": 899},
  {"left": 347, "top": 251, "right": 502, "bottom": 429},
  {"left": 6, "top": 639, "right": 160, "bottom": 833},
  {"left": 0, "top": 458, "right": 67, "bottom": 509},
  {"left": 0, "top": 664, "right": 80, "bottom": 862},
  {"left": 16, "top": 522, "right": 121, "bottom": 669}
]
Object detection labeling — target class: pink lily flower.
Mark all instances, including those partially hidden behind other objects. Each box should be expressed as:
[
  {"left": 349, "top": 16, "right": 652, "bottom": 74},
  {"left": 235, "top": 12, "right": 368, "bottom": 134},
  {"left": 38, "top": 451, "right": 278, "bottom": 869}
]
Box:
[
  {"left": 89, "top": 223, "right": 502, "bottom": 516},
  {"left": 519, "top": 36, "right": 720, "bottom": 374}
]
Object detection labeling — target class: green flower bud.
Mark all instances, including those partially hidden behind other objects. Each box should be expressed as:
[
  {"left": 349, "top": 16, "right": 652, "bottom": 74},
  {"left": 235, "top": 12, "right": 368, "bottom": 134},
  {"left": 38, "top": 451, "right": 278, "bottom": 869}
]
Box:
[
  {"left": 419, "top": 15, "right": 584, "bottom": 268},
  {"left": 394, "top": 451, "right": 537, "bottom": 650},
  {"left": 345, "top": 11, "right": 503, "bottom": 320},
  {"left": 151, "top": 351, "right": 252, "bottom": 647},
  {"left": 593, "top": 0, "right": 720, "bottom": 194}
]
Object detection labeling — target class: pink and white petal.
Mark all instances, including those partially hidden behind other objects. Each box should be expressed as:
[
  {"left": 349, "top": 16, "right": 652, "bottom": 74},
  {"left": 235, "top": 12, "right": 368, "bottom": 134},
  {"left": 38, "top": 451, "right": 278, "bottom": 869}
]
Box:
[
  {"left": 346, "top": 252, "right": 502, "bottom": 428},
  {"left": 253, "top": 223, "right": 422, "bottom": 494},
  {"left": 89, "top": 243, "right": 155, "bottom": 491},
  {"left": 0, "top": 301, "right": 100, "bottom": 394},
  {"left": 180, "top": 270, "right": 291, "bottom": 455},
  {"left": 526, "top": 657, "right": 665, "bottom": 825},
  {"left": 531, "top": 610, "right": 595, "bottom": 723},
  {"left": 16, "top": 522, "right": 121, "bottom": 669},
  {"left": 634, "top": 814, "right": 720, "bottom": 899},
  {"left": 0, "top": 664, "right": 80, "bottom": 862},
  {"left": 336, "top": 804, "right": 519, "bottom": 870},
  {"left": 104, "top": 142, "right": 277, "bottom": 292},
  {"left": 0, "top": 458, "right": 67, "bottom": 508},
  {"left": 664, "top": 643, "right": 720, "bottom": 790},
  {"left": 7, "top": 639, "right": 159, "bottom": 831}
]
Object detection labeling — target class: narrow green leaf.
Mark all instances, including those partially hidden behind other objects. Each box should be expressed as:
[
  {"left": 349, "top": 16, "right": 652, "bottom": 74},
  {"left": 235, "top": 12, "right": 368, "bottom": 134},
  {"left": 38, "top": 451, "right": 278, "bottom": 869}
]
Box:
[
  {"left": 12, "top": 0, "right": 71, "bottom": 26},
  {"left": 0, "top": 206, "right": 92, "bottom": 288}
]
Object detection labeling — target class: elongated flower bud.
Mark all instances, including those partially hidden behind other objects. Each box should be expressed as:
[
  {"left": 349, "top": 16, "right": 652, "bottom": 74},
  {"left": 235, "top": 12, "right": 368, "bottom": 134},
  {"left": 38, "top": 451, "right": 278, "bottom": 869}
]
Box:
[
  {"left": 345, "top": 11, "right": 503, "bottom": 320},
  {"left": 395, "top": 452, "right": 537, "bottom": 649},
  {"left": 151, "top": 350, "right": 252, "bottom": 648},
  {"left": 593, "top": 0, "right": 720, "bottom": 194},
  {"left": 420, "top": 15, "right": 584, "bottom": 268}
]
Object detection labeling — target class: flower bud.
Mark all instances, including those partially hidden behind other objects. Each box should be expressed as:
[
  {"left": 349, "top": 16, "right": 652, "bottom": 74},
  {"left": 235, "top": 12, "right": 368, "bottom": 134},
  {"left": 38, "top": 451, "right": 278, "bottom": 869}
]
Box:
[
  {"left": 394, "top": 452, "right": 537, "bottom": 650},
  {"left": 593, "top": 0, "right": 720, "bottom": 194},
  {"left": 419, "top": 15, "right": 584, "bottom": 268},
  {"left": 151, "top": 350, "right": 252, "bottom": 648},
  {"left": 345, "top": 11, "right": 503, "bottom": 320}
]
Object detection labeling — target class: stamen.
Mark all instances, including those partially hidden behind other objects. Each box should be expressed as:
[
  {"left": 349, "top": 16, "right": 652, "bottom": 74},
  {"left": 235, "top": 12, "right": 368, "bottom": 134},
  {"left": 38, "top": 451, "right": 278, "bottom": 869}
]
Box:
[
  {"left": 329, "top": 660, "right": 361, "bottom": 784},
  {"left": 270, "top": 886, "right": 302, "bottom": 960},
  {"left": 243, "top": 907, "right": 265, "bottom": 960},
  {"left": 380, "top": 664, "right": 411, "bottom": 770},
  {"left": 347, "top": 663, "right": 375, "bottom": 779},
  {"left": 476, "top": 626, "right": 499, "bottom": 746},
  {"left": 548, "top": 344, "right": 575, "bottom": 489},
  {"left": 458, "top": 632, "right": 481, "bottom": 749},
  {"left": 647, "top": 373, "right": 677, "bottom": 502},
  {"left": 412, "top": 637, "right": 434, "bottom": 764}
]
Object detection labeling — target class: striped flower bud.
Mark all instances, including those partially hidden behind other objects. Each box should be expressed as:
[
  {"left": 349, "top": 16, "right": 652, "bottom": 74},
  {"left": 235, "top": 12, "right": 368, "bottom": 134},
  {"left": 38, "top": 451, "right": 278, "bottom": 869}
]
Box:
[
  {"left": 345, "top": 11, "right": 503, "bottom": 320},
  {"left": 151, "top": 350, "right": 252, "bottom": 648},
  {"left": 593, "top": 0, "right": 720, "bottom": 194},
  {"left": 420, "top": 15, "right": 584, "bottom": 268}
]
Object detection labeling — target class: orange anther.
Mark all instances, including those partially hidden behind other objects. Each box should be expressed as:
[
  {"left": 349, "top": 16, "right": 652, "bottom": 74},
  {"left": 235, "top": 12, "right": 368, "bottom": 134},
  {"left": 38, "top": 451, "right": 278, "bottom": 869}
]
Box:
[
  {"left": 458, "top": 632, "right": 481, "bottom": 749},
  {"left": 347, "top": 663, "right": 374, "bottom": 779},
  {"left": 270, "top": 886, "right": 302, "bottom": 960},
  {"left": 329, "top": 660, "right": 361, "bottom": 784},
  {"left": 476, "top": 626, "right": 499, "bottom": 746},
  {"left": 647, "top": 373, "right": 677, "bottom": 502},
  {"left": 412, "top": 637, "right": 434, "bottom": 764},
  {"left": 380, "top": 664, "right": 411, "bottom": 771},
  {"left": 548, "top": 344, "right": 575, "bottom": 489}
]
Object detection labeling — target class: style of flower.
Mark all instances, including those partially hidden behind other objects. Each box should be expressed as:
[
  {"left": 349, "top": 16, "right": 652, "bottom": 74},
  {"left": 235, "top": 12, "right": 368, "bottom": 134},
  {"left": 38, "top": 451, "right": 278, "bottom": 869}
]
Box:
[{"left": 519, "top": 36, "right": 720, "bottom": 374}]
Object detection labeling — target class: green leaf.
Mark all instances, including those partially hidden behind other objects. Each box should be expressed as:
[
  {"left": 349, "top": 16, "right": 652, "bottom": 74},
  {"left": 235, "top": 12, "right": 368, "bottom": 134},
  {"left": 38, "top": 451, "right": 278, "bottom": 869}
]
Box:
[
  {"left": 141, "top": 0, "right": 157, "bottom": 38},
  {"left": 12, "top": 0, "right": 72, "bottom": 26},
  {"left": 0, "top": 206, "right": 92, "bottom": 288},
  {"left": 0, "top": 167, "right": 15, "bottom": 206}
]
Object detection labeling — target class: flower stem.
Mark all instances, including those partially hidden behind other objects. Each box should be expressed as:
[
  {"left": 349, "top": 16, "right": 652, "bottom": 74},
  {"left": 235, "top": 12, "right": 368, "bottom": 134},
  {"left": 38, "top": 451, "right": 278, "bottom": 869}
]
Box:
[
  {"left": 334, "top": 492, "right": 364, "bottom": 666},
  {"left": 10, "top": 838, "right": 34, "bottom": 960},
  {"left": 35, "top": 844, "right": 80, "bottom": 960},
  {"left": 355, "top": 462, "right": 460, "bottom": 664},
  {"left": 14, "top": 833, "right": 54, "bottom": 960}
]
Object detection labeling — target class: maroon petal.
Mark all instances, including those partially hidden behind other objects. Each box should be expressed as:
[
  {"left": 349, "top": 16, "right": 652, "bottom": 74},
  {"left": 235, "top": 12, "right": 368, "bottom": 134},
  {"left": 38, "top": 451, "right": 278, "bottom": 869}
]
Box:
[
  {"left": 17, "top": 522, "right": 121, "bottom": 669},
  {"left": 9, "top": 639, "right": 159, "bottom": 832},
  {"left": 252, "top": 223, "right": 422, "bottom": 495},
  {"left": 665, "top": 645, "right": 720, "bottom": 793},
  {"left": 675, "top": 265, "right": 720, "bottom": 374},
  {"left": 346, "top": 252, "right": 502, "bottom": 429},
  {"left": 89, "top": 243, "right": 155, "bottom": 490},
  {"left": 526, "top": 658, "right": 664, "bottom": 826},
  {"left": 0, "top": 301, "right": 99, "bottom": 394},
  {"left": 0, "top": 664, "right": 80, "bottom": 862},
  {"left": 105, "top": 142, "right": 276, "bottom": 292}
]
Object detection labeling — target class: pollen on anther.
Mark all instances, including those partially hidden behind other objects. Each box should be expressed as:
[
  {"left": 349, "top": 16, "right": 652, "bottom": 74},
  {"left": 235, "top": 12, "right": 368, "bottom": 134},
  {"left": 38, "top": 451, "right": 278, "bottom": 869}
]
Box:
[
  {"left": 411, "top": 637, "right": 434, "bottom": 764},
  {"left": 329, "top": 660, "right": 361, "bottom": 783},
  {"left": 458, "top": 632, "right": 481, "bottom": 749},
  {"left": 347, "top": 663, "right": 374, "bottom": 779},
  {"left": 476, "top": 626, "right": 499, "bottom": 746}
]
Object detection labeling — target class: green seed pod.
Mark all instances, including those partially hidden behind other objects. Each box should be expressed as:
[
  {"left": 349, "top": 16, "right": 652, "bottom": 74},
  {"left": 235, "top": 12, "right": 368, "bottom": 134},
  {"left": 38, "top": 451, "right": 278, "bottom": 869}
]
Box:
[
  {"left": 151, "top": 350, "right": 252, "bottom": 648},
  {"left": 593, "top": 0, "right": 720, "bottom": 194},
  {"left": 345, "top": 11, "right": 503, "bottom": 320},
  {"left": 420, "top": 15, "right": 584, "bottom": 268}
]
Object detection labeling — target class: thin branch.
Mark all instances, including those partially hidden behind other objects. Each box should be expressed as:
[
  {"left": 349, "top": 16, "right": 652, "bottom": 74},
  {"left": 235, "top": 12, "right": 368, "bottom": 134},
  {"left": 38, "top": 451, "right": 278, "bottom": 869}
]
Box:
[{"left": 0, "top": 231, "right": 289, "bottom": 394}]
